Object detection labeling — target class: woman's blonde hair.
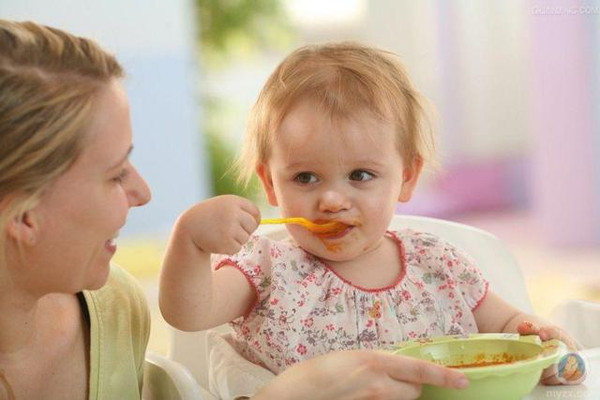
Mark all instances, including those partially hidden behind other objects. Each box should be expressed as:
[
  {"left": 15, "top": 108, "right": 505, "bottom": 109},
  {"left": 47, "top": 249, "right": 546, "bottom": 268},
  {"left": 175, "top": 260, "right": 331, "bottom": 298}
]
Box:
[
  {"left": 236, "top": 41, "right": 435, "bottom": 184},
  {"left": 0, "top": 19, "right": 124, "bottom": 260}
]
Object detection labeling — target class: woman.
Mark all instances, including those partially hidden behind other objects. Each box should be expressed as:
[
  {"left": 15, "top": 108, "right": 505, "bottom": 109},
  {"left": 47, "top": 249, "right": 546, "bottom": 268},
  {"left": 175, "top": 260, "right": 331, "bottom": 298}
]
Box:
[
  {"left": 0, "top": 19, "right": 152, "bottom": 399},
  {"left": 0, "top": 19, "right": 468, "bottom": 399}
]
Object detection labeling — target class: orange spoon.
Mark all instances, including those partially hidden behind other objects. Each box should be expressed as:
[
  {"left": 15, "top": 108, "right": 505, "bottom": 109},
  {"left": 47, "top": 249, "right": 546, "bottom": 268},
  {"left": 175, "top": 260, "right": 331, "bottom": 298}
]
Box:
[{"left": 260, "top": 217, "right": 348, "bottom": 234}]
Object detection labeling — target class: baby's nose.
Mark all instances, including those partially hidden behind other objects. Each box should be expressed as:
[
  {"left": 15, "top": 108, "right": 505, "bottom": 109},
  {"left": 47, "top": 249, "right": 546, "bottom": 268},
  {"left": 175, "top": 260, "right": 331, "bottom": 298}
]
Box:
[{"left": 318, "top": 189, "right": 351, "bottom": 213}]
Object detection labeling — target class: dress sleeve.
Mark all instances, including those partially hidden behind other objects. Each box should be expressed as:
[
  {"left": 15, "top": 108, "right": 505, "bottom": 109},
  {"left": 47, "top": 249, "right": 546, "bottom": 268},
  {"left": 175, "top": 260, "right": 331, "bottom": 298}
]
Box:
[
  {"left": 402, "top": 230, "right": 489, "bottom": 311},
  {"left": 437, "top": 236, "right": 489, "bottom": 311},
  {"left": 213, "top": 234, "right": 274, "bottom": 306}
]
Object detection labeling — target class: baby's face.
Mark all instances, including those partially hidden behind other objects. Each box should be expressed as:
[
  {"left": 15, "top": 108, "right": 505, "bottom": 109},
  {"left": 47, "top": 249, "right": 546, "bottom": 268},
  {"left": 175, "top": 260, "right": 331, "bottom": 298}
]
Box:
[{"left": 258, "top": 100, "right": 419, "bottom": 262}]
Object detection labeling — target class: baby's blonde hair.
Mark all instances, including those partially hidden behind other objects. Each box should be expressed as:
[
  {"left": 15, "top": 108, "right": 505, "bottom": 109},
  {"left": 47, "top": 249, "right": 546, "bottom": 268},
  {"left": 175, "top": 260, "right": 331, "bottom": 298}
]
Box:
[
  {"left": 237, "top": 41, "right": 435, "bottom": 184},
  {"left": 0, "top": 19, "right": 123, "bottom": 260}
]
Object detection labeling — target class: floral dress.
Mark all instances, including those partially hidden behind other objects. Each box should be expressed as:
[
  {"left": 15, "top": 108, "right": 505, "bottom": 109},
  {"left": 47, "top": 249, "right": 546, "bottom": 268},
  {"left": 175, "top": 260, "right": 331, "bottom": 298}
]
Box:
[{"left": 213, "top": 229, "right": 489, "bottom": 374}]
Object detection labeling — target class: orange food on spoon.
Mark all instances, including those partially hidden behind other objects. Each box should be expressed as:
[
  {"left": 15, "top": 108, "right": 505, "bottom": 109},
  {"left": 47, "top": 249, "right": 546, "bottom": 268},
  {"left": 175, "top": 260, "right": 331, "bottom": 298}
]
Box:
[{"left": 260, "top": 217, "right": 348, "bottom": 235}]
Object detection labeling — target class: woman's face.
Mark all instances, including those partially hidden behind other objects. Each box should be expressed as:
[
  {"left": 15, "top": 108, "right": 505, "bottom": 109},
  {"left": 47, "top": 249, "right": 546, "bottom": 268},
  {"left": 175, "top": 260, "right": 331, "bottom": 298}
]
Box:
[{"left": 21, "top": 80, "right": 151, "bottom": 295}]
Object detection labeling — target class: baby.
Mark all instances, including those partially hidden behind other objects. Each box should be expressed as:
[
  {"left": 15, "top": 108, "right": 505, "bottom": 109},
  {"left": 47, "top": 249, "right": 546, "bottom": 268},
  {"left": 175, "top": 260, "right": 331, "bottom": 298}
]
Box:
[{"left": 160, "top": 41, "right": 578, "bottom": 383}]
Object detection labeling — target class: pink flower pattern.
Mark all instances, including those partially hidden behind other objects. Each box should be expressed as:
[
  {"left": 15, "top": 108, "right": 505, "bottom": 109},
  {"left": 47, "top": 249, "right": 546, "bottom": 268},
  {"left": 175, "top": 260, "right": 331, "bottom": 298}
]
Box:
[{"left": 213, "top": 230, "right": 488, "bottom": 374}]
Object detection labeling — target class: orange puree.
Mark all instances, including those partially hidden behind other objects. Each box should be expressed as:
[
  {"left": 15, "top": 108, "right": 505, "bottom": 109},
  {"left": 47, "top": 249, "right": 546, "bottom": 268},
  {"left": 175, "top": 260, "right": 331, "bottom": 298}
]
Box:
[{"left": 446, "top": 352, "right": 525, "bottom": 368}]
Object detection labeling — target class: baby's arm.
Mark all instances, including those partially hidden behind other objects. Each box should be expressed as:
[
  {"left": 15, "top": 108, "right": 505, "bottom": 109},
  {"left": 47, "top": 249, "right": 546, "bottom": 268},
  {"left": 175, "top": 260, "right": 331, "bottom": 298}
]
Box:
[
  {"left": 473, "top": 290, "right": 581, "bottom": 384},
  {"left": 473, "top": 291, "right": 577, "bottom": 347},
  {"left": 159, "top": 195, "right": 260, "bottom": 331}
]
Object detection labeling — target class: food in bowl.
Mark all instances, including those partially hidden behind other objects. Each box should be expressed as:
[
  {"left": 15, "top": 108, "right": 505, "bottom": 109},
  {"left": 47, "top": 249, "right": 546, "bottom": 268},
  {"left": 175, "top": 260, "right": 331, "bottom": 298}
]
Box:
[
  {"left": 445, "top": 351, "right": 524, "bottom": 368},
  {"left": 392, "top": 333, "right": 567, "bottom": 400}
]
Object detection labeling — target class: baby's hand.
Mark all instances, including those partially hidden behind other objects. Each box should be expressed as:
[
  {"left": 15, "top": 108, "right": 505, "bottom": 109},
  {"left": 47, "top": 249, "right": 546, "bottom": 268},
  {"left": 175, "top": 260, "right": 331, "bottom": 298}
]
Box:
[
  {"left": 517, "top": 321, "right": 582, "bottom": 385},
  {"left": 181, "top": 195, "right": 260, "bottom": 255}
]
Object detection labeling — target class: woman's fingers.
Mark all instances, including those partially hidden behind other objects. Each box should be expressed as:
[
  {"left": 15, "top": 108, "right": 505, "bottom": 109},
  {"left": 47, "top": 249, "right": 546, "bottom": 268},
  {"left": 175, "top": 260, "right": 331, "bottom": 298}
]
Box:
[
  {"left": 380, "top": 353, "right": 469, "bottom": 389},
  {"left": 541, "top": 367, "right": 562, "bottom": 385},
  {"left": 383, "top": 381, "right": 423, "bottom": 400}
]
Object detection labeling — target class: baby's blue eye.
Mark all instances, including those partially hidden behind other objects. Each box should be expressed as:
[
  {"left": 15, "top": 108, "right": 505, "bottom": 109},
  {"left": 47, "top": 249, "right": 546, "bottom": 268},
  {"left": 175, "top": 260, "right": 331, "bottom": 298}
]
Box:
[
  {"left": 295, "top": 172, "right": 317, "bottom": 184},
  {"left": 349, "top": 170, "right": 374, "bottom": 182}
]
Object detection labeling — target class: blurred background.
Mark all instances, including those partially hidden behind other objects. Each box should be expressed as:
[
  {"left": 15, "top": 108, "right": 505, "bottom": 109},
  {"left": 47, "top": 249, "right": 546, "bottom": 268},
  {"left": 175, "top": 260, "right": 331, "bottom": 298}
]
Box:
[{"left": 2, "top": 0, "right": 599, "bottom": 355}]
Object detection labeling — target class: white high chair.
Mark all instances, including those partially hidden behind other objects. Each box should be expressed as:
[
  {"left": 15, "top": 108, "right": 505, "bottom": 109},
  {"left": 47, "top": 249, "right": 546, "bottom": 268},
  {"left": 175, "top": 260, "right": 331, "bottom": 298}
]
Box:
[
  {"left": 549, "top": 299, "right": 600, "bottom": 349},
  {"left": 167, "top": 215, "right": 537, "bottom": 399},
  {"left": 142, "top": 351, "right": 213, "bottom": 399}
]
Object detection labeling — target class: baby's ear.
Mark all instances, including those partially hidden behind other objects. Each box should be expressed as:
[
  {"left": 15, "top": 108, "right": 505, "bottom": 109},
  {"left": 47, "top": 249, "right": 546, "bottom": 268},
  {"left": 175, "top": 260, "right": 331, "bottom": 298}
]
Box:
[
  {"left": 398, "top": 157, "right": 424, "bottom": 203},
  {"left": 256, "top": 163, "right": 278, "bottom": 206}
]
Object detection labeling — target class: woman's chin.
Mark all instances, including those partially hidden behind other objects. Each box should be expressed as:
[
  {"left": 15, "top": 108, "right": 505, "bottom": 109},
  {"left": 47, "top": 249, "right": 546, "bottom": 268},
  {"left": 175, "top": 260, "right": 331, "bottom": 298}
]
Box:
[{"left": 85, "top": 263, "right": 112, "bottom": 290}]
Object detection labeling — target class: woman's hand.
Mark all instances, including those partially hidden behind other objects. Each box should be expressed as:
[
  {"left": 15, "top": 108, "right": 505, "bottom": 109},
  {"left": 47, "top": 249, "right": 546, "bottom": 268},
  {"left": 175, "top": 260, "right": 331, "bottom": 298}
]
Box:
[
  {"left": 517, "top": 321, "right": 582, "bottom": 385},
  {"left": 253, "top": 349, "right": 469, "bottom": 400},
  {"left": 180, "top": 194, "right": 260, "bottom": 256}
]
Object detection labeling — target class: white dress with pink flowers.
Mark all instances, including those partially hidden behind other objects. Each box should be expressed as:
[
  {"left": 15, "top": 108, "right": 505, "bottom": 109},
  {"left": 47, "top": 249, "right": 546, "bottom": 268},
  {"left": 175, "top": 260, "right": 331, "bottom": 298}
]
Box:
[{"left": 213, "top": 229, "right": 489, "bottom": 374}]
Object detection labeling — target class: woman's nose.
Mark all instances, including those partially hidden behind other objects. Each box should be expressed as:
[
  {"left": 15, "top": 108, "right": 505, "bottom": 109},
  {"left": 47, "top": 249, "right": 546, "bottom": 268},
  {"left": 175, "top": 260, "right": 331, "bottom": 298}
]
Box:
[
  {"left": 127, "top": 167, "right": 152, "bottom": 207},
  {"left": 318, "top": 189, "right": 351, "bottom": 213}
]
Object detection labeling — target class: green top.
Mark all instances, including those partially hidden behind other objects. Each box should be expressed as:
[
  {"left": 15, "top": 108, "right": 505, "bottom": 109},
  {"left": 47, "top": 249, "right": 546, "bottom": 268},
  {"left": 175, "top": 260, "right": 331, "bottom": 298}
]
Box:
[{"left": 82, "top": 264, "right": 150, "bottom": 400}]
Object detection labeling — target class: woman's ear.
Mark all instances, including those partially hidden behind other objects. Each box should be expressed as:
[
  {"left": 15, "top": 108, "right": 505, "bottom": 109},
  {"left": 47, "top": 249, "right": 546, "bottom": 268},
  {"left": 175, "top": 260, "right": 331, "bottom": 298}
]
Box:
[
  {"left": 398, "top": 157, "right": 424, "bottom": 203},
  {"left": 256, "top": 163, "right": 278, "bottom": 206},
  {"left": 5, "top": 211, "right": 37, "bottom": 245}
]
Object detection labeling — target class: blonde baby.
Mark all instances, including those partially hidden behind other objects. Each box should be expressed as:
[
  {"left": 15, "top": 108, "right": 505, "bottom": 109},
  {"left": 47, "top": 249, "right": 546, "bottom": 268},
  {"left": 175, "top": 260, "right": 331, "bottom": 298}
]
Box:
[{"left": 160, "top": 42, "right": 578, "bottom": 384}]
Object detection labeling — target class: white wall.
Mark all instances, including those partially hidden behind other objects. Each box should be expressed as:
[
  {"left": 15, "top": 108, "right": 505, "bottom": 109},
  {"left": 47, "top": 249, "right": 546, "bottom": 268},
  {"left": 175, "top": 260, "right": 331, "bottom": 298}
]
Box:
[{"left": 1, "top": 0, "right": 210, "bottom": 237}]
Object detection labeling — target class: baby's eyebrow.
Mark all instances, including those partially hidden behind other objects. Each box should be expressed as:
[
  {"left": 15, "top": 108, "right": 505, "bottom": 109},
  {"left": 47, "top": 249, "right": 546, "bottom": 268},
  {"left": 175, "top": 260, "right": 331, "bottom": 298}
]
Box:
[
  {"left": 284, "top": 162, "right": 311, "bottom": 170},
  {"left": 283, "top": 158, "right": 387, "bottom": 170},
  {"left": 351, "top": 160, "right": 386, "bottom": 168}
]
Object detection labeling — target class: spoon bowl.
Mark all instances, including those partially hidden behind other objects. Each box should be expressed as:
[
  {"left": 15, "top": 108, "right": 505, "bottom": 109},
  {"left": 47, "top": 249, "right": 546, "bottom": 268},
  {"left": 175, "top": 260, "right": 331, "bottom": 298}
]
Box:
[{"left": 260, "top": 217, "right": 348, "bottom": 235}]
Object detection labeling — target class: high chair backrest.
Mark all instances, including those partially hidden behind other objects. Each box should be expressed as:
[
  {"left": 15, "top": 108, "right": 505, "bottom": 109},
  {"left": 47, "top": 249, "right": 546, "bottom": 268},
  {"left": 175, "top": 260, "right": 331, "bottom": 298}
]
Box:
[
  {"left": 550, "top": 299, "right": 600, "bottom": 349},
  {"left": 168, "top": 214, "right": 534, "bottom": 392},
  {"left": 143, "top": 351, "right": 213, "bottom": 399}
]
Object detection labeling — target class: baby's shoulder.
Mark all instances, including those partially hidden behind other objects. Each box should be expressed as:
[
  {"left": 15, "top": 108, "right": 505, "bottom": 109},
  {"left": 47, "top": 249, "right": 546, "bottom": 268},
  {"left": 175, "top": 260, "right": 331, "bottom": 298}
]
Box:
[
  {"left": 390, "top": 228, "right": 469, "bottom": 264},
  {"left": 391, "top": 229, "right": 478, "bottom": 276},
  {"left": 390, "top": 228, "right": 446, "bottom": 252},
  {"left": 235, "top": 234, "right": 306, "bottom": 261}
]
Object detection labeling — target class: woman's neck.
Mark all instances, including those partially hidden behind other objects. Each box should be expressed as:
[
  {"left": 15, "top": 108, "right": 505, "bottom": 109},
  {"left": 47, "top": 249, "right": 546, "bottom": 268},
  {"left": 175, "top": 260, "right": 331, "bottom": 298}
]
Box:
[
  {"left": 0, "top": 288, "right": 80, "bottom": 362},
  {"left": 0, "top": 287, "right": 43, "bottom": 357},
  {"left": 0, "top": 289, "right": 89, "bottom": 399}
]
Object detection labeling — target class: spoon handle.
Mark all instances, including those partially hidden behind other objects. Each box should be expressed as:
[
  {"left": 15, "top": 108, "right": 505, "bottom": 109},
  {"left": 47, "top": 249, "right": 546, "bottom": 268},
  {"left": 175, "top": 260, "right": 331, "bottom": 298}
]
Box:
[{"left": 260, "top": 217, "right": 305, "bottom": 225}]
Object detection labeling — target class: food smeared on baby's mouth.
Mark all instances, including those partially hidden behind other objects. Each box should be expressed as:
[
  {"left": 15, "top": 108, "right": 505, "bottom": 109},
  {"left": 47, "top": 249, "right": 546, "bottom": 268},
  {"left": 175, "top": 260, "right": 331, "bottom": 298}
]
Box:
[{"left": 312, "top": 220, "right": 360, "bottom": 252}]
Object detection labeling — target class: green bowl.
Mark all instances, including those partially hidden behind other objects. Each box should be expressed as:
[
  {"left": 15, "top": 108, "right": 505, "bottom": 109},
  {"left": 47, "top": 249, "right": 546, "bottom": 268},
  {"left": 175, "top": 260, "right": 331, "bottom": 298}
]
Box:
[{"left": 392, "top": 334, "right": 567, "bottom": 400}]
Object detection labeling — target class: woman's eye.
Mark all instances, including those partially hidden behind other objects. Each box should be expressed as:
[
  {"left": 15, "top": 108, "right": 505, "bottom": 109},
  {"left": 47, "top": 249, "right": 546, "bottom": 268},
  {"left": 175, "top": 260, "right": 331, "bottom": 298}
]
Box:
[
  {"left": 112, "top": 169, "right": 128, "bottom": 183},
  {"left": 294, "top": 172, "right": 317, "bottom": 184},
  {"left": 349, "top": 170, "right": 375, "bottom": 182}
]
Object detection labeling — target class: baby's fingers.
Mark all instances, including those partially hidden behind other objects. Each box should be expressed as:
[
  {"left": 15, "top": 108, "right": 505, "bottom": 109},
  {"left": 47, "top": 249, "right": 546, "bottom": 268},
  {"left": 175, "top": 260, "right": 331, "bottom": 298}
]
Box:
[
  {"left": 239, "top": 208, "right": 260, "bottom": 236},
  {"left": 517, "top": 321, "right": 540, "bottom": 335},
  {"left": 538, "top": 326, "right": 560, "bottom": 341},
  {"left": 238, "top": 197, "right": 261, "bottom": 223},
  {"left": 538, "top": 326, "right": 579, "bottom": 350}
]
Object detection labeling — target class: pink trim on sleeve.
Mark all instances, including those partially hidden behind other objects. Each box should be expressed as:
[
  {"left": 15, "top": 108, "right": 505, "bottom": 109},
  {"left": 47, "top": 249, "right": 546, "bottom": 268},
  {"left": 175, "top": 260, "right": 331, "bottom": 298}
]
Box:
[
  {"left": 215, "top": 259, "right": 261, "bottom": 319},
  {"left": 471, "top": 280, "right": 490, "bottom": 312}
]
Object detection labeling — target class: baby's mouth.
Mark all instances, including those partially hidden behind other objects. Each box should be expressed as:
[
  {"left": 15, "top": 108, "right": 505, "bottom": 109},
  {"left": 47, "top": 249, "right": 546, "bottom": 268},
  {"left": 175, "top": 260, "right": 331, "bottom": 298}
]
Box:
[{"left": 312, "top": 221, "right": 356, "bottom": 239}]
